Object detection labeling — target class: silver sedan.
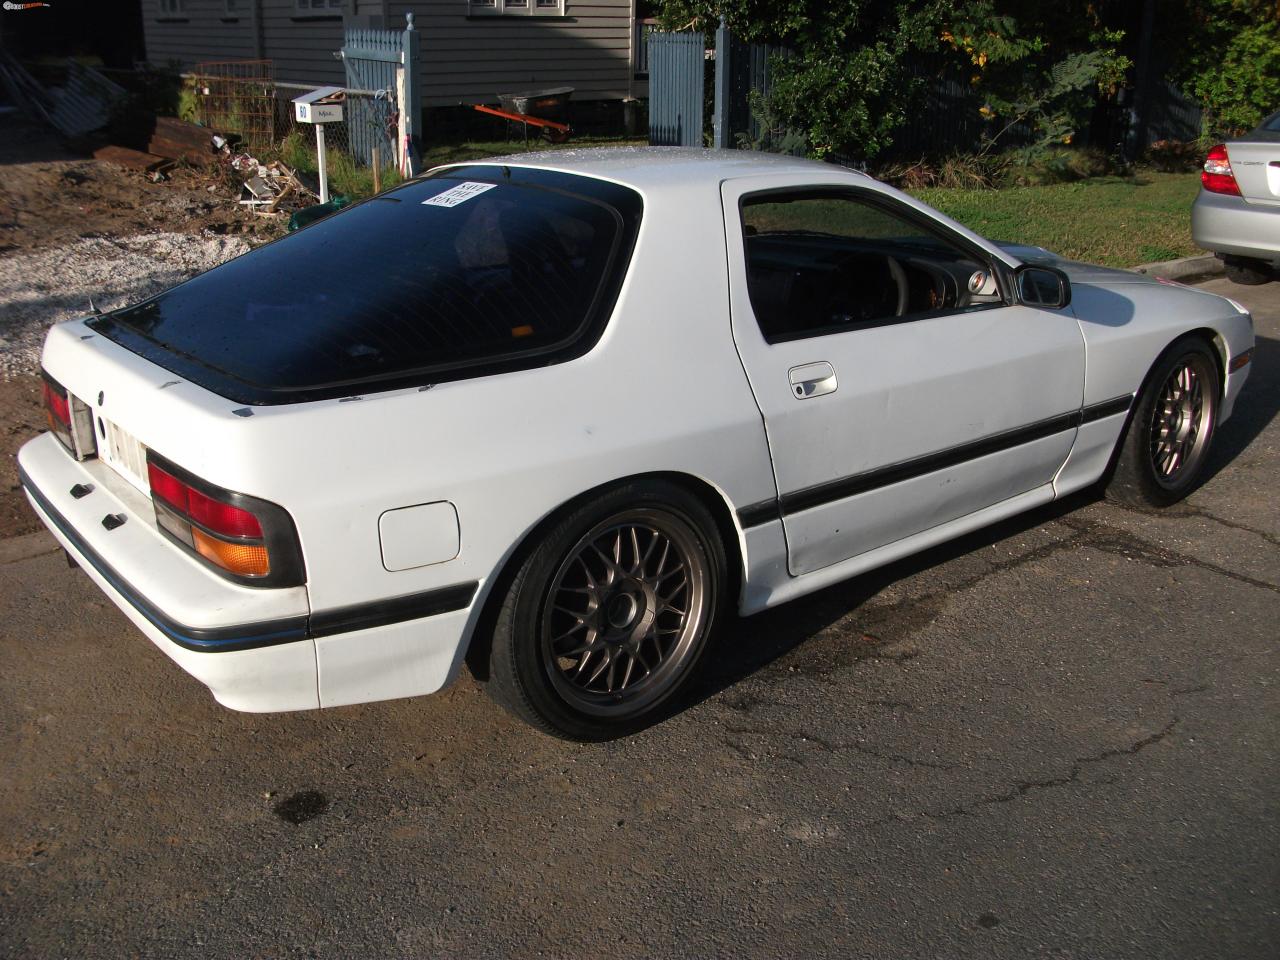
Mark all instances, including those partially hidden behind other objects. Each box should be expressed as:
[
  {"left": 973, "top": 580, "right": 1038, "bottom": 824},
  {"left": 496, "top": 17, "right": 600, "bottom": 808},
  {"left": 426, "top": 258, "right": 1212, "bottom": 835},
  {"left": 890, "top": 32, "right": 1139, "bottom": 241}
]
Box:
[{"left": 1191, "top": 110, "right": 1280, "bottom": 285}]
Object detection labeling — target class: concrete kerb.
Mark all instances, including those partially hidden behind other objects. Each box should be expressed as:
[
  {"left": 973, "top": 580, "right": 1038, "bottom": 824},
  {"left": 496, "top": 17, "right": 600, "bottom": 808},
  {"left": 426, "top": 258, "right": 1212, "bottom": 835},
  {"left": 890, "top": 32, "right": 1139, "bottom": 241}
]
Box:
[{"left": 1130, "top": 254, "right": 1225, "bottom": 284}]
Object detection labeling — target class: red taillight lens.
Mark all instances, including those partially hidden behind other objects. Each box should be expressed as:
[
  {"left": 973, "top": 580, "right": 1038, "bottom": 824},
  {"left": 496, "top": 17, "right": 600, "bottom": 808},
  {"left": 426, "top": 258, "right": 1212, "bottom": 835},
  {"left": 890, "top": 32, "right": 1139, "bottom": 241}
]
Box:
[
  {"left": 1201, "top": 144, "right": 1241, "bottom": 196},
  {"left": 188, "top": 488, "right": 263, "bottom": 539},
  {"left": 147, "top": 462, "right": 190, "bottom": 513},
  {"left": 42, "top": 379, "right": 71, "bottom": 427},
  {"left": 41, "top": 377, "right": 74, "bottom": 452}
]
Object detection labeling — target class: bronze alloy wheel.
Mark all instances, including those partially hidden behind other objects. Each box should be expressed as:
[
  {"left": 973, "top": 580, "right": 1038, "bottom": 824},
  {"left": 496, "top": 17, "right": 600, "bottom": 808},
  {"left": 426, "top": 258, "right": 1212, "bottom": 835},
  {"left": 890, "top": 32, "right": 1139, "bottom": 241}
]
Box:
[
  {"left": 485, "top": 479, "right": 726, "bottom": 740},
  {"left": 540, "top": 508, "right": 708, "bottom": 717},
  {"left": 1147, "top": 350, "right": 1216, "bottom": 491},
  {"left": 1106, "top": 337, "right": 1220, "bottom": 509}
]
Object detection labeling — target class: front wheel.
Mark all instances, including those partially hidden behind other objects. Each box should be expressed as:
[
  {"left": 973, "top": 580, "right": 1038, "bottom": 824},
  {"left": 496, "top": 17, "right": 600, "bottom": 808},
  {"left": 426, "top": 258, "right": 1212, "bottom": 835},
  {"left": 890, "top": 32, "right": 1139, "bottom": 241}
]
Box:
[
  {"left": 1106, "top": 338, "right": 1220, "bottom": 508},
  {"left": 485, "top": 480, "right": 727, "bottom": 740}
]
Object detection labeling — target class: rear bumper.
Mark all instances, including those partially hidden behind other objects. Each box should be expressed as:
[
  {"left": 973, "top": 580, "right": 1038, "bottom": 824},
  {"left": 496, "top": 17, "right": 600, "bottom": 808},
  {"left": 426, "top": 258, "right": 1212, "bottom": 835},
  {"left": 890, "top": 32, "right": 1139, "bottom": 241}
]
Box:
[
  {"left": 19, "top": 433, "right": 479, "bottom": 712},
  {"left": 1191, "top": 190, "right": 1280, "bottom": 265}
]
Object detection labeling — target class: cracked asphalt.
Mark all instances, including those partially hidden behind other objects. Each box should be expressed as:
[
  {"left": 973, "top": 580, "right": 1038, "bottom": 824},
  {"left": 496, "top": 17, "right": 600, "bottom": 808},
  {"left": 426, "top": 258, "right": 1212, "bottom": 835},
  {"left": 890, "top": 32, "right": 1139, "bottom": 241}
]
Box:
[{"left": 2, "top": 278, "right": 1277, "bottom": 959}]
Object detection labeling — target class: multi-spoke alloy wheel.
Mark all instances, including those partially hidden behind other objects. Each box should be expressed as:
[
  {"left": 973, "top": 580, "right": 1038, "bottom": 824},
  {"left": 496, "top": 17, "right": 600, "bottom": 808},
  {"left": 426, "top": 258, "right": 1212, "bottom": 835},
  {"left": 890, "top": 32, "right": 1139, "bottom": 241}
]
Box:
[
  {"left": 1107, "top": 338, "right": 1219, "bottom": 508},
  {"left": 485, "top": 481, "right": 725, "bottom": 740},
  {"left": 1148, "top": 355, "right": 1212, "bottom": 488},
  {"left": 542, "top": 511, "right": 706, "bottom": 716}
]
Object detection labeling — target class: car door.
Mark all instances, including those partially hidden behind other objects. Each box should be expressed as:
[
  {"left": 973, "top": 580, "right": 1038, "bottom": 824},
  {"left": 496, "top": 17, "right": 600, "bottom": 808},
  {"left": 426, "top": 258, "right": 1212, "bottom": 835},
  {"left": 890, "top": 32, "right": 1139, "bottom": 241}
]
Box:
[{"left": 722, "top": 175, "right": 1086, "bottom": 576}]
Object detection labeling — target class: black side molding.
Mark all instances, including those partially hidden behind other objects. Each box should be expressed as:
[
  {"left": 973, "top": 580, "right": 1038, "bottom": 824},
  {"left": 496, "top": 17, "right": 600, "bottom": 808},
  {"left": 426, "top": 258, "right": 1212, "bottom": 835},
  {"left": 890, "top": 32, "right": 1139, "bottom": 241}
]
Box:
[{"left": 737, "top": 394, "right": 1133, "bottom": 527}]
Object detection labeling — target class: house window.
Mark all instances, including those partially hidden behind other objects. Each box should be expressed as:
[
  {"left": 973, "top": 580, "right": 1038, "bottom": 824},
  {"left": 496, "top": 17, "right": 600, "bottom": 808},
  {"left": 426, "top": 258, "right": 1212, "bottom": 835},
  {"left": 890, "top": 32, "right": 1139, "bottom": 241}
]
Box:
[
  {"left": 225, "top": 0, "right": 241, "bottom": 13},
  {"left": 158, "top": 0, "right": 183, "bottom": 15},
  {"left": 470, "top": 0, "right": 566, "bottom": 15},
  {"left": 296, "top": 0, "right": 343, "bottom": 11}
]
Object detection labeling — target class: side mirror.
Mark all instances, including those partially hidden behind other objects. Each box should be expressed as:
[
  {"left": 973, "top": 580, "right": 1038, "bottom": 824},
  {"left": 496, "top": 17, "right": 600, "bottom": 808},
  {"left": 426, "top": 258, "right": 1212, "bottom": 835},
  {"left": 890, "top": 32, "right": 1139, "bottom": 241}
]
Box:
[{"left": 1016, "top": 265, "right": 1072, "bottom": 310}]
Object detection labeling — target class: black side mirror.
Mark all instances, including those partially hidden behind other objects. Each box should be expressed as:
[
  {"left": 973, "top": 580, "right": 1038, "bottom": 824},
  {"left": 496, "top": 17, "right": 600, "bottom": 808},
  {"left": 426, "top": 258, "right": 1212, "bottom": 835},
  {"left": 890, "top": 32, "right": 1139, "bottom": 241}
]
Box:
[{"left": 1016, "top": 265, "right": 1072, "bottom": 309}]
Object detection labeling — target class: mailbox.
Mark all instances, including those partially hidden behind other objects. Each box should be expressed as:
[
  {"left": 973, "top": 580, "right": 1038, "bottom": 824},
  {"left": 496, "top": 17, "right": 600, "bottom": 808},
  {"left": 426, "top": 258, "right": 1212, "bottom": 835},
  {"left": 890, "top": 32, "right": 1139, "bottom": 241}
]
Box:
[
  {"left": 290, "top": 86, "right": 346, "bottom": 205},
  {"left": 293, "top": 86, "right": 345, "bottom": 124}
]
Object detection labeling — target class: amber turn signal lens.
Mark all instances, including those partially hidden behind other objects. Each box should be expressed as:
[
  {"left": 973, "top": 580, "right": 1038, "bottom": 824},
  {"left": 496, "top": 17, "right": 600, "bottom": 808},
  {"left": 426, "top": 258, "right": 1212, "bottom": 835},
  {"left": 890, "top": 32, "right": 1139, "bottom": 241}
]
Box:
[{"left": 192, "top": 528, "right": 270, "bottom": 577}]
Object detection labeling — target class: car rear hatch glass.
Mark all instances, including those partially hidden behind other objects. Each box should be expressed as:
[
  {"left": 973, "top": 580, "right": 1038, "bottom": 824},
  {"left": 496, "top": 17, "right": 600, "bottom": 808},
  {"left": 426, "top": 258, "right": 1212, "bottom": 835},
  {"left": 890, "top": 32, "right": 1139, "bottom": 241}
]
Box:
[{"left": 87, "top": 167, "right": 643, "bottom": 405}]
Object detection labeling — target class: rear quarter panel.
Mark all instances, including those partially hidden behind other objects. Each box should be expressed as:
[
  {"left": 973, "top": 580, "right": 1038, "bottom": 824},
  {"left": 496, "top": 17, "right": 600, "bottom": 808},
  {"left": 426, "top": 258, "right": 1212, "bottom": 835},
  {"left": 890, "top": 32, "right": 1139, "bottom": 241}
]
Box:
[{"left": 43, "top": 180, "right": 777, "bottom": 626}]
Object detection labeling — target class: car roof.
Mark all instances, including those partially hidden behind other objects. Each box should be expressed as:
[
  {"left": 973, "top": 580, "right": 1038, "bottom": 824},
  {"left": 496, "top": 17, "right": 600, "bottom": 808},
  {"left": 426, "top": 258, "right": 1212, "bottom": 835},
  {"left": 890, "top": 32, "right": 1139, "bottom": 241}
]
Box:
[{"left": 433, "top": 146, "right": 869, "bottom": 191}]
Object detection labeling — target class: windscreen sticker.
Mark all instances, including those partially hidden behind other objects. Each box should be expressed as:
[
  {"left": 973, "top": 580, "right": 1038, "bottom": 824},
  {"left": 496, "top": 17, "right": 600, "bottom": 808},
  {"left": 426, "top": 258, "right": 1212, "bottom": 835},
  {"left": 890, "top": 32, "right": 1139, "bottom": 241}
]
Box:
[{"left": 422, "top": 181, "right": 498, "bottom": 208}]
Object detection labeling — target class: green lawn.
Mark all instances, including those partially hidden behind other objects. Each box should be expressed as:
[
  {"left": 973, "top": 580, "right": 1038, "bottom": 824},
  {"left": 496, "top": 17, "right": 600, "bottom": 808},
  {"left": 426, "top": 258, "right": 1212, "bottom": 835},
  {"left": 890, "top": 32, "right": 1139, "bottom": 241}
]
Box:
[
  {"left": 911, "top": 173, "right": 1202, "bottom": 267},
  {"left": 419, "top": 135, "right": 648, "bottom": 168}
]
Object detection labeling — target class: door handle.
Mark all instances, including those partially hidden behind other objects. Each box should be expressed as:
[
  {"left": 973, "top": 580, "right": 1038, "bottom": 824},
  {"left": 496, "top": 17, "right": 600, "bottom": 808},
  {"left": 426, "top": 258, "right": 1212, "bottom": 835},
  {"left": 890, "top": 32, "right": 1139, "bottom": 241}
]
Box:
[{"left": 789, "top": 362, "right": 837, "bottom": 399}]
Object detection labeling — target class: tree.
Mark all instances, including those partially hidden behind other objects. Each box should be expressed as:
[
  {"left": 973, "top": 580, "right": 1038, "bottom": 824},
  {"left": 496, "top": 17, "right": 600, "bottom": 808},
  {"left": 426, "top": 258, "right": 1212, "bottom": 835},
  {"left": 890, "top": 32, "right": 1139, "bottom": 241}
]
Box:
[
  {"left": 1162, "top": 0, "right": 1280, "bottom": 136},
  {"left": 656, "top": 1, "right": 1130, "bottom": 161}
]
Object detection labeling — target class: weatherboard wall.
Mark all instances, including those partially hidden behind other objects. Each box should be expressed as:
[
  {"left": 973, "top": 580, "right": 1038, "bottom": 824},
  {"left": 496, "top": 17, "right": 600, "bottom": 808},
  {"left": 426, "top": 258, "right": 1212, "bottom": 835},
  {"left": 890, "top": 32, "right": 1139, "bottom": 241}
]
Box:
[{"left": 142, "top": 1, "right": 640, "bottom": 105}]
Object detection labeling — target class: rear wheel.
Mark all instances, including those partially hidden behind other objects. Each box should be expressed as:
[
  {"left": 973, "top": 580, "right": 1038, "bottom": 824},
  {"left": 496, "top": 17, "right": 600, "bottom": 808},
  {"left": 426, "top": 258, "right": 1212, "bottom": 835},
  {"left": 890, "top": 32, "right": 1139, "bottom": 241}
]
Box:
[
  {"left": 1106, "top": 338, "right": 1220, "bottom": 507},
  {"left": 1223, "top": 256, "right": 1272, "bottom": 286},
  {"left": 486, "top": 480, "right": 726, "bottom": 740}
]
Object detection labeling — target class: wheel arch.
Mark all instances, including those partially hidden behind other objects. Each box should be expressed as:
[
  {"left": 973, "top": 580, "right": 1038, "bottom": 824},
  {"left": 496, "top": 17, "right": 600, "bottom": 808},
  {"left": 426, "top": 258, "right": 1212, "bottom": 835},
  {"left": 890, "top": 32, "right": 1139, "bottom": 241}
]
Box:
[
  {"left": 463, "top": 471, "right": 747, "bottom": 682},
  {"left": 1100, "top": 327, "right": 1225, "bottom": 485}
]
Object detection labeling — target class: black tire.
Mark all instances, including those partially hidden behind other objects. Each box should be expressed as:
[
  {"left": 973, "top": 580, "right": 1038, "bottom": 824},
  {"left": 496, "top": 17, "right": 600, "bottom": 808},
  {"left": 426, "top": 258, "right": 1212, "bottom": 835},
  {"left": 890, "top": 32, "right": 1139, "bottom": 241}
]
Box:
[
  {"left": 485, "top": 480, "right": 728, "bottom": 741},
  {"left": 1223, "top": 257, "right": 1272, "bottom": 286},
  {"left": 1106, "top": 338, "right": 1220, "bottom": 508}
]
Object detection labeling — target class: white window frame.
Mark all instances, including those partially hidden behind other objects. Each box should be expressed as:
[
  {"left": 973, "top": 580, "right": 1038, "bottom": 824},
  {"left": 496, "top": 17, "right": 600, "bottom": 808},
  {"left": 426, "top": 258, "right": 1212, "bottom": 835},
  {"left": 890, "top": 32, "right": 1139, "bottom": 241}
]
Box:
[{"left": 470, "top": 0, "right": 566, "bottom": 16}]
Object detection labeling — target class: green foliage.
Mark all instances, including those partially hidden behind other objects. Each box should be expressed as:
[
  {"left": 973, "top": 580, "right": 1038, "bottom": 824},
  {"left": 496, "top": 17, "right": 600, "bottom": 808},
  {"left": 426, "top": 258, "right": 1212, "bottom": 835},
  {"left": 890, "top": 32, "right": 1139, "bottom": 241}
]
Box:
[
  {"left": 275, "top": 129, "right": 404, "bottom": 200},
  {"left": 656, "top": 1, "right": 1131, "bottom": 162},
  {"left": 177, "top": 77, "right": 201, "bottom": 125},
  {"left": 1162, "top": 0, "right": 1280, "bottom": 136}
]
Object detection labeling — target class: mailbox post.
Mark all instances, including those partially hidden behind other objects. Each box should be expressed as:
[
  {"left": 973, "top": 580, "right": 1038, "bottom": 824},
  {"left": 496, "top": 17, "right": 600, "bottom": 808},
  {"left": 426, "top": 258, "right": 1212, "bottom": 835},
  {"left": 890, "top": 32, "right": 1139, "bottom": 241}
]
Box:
[{"left": 292, "top": 86, "right": 345, "bottom": 204}]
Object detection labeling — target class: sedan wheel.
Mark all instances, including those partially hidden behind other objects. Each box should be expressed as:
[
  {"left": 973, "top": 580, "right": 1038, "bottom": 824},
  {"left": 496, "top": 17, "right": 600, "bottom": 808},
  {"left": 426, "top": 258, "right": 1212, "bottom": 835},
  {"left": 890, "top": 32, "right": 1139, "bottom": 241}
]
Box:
[
  {"left": 486, "top": 481, "right": 726, "bottom": 740},
  {"left": 1107, "top": 338, "right": 1220, "bottom": 507}
]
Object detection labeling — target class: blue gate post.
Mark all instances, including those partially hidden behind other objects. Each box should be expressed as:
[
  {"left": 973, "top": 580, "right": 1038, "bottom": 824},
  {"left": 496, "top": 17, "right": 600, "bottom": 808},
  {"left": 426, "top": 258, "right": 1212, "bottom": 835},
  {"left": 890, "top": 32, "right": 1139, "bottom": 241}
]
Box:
[
  {"left": 402, "top": 12, "right": 421, "bottom": 176},
  {"left": 713, "top": 17, "right": 732, "bottom": 149}
]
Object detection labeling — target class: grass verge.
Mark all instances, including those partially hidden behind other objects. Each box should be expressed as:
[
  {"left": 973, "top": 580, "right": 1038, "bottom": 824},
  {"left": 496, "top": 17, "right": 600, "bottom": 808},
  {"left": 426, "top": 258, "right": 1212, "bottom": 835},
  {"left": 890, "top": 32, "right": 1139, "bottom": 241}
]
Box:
[{"left": 912, "top": 173, "right": 1202, "bottom": 267}]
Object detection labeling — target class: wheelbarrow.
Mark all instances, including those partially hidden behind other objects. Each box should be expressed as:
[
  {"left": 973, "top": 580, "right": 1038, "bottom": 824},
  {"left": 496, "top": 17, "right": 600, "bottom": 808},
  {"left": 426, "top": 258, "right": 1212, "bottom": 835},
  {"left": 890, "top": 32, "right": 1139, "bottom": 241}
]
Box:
[{"left": 472, "top": 86, "right": 574, "bottom": 145}]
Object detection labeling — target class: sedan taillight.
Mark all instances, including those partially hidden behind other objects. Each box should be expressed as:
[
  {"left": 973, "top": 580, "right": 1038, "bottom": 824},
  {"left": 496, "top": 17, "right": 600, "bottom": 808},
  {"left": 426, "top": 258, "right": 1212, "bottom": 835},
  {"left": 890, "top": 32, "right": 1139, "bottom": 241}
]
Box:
[
  {"left": 146, "top": 452, "right": 305, "bottom": 587},
  {"left": 1201, "top": 144, "right": 1241, "bottom": 196}
]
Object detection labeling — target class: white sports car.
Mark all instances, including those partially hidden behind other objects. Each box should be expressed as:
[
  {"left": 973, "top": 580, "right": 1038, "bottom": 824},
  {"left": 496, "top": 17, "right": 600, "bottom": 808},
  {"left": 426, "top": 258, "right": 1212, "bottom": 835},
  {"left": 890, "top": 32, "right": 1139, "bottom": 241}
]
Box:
[{"left": 20, "top": 149, "right": 1254, "bottom": 740}]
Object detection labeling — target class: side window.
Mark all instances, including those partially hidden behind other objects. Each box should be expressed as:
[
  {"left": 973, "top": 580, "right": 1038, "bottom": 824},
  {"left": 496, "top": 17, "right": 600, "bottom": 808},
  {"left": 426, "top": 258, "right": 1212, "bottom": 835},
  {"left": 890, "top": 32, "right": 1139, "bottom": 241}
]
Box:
[{"left": 741, "top": 192, "right": 999, "bottom": 342}]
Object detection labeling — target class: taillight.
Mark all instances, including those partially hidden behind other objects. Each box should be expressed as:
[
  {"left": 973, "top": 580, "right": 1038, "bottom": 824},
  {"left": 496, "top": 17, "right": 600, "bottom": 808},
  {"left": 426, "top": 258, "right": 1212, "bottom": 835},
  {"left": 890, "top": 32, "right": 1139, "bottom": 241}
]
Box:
[
  {"left": 41, "top": 370, "right": 96, "bottom": 460},
  {"left": 1201, "top": 144, "right": 1241, "bottom": 196},
  {"left": 41, "top": 376, "right": 73, "bottom": 451},
  {"left": 145, "top": 454, "right": 304, "bottom": 586}
]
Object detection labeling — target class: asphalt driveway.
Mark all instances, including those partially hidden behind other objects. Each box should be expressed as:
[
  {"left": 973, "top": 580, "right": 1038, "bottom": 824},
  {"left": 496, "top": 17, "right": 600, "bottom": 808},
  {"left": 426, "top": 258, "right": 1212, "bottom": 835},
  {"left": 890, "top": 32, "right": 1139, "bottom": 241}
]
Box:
[{"left": 1, "top": 278, "right": 1277, "bottom": 959}]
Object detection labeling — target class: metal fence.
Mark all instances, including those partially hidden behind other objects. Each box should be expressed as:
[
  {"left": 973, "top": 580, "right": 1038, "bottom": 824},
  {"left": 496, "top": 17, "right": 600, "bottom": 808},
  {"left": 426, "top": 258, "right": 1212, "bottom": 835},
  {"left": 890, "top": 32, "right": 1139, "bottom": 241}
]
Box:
[{"left": 191, "top": 59, "right": 275, "bottom": 151}]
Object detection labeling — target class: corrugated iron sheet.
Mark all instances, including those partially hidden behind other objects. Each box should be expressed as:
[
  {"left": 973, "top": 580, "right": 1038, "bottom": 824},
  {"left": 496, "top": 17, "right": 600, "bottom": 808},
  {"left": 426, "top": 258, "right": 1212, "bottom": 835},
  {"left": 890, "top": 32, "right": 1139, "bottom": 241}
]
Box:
[{"left": 49, "top": 60, "right": 126, "bottom": 137}]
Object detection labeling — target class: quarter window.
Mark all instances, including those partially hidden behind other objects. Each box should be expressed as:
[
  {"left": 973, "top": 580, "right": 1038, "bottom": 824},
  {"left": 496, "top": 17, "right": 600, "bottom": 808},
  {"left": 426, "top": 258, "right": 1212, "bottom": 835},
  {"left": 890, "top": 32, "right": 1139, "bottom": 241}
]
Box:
[{"left": 741, "top": 192, "right": 1000, "bottom": 342}]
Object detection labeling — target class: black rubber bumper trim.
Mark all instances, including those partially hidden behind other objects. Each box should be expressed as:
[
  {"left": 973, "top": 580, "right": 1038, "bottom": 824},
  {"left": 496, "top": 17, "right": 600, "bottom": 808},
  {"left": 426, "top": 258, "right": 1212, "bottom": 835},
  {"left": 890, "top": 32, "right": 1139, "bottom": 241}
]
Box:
[
  {"left": 736, "top": 394, "right": 1133, "bottom": 525},
  {"left": 20, "top": 465, "right": 477, "bottom": 653},
  {"left": 310, "top": 583, "right": 479, "bottom": 638}
]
